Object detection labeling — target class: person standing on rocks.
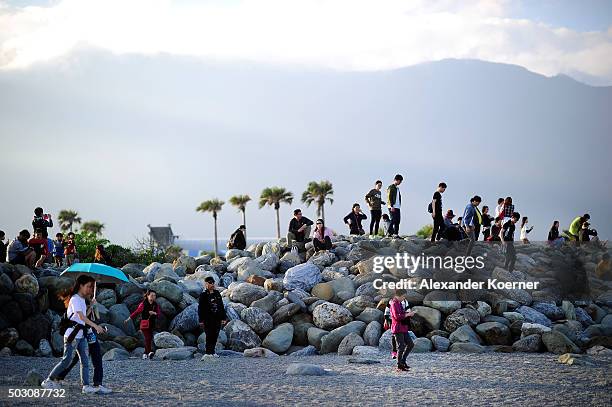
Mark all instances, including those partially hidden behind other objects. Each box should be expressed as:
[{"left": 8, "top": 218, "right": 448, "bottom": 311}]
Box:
[
  {"left": 429, "top": 182, "right": 447, "bottom": 242},
  {"left": 502, "top": 197, "right": 514, "bottom": 222},
  {"left": 386, "top": 174, "right": 403, "bottom": 237},
  {"left": 0, "top": 230, "right": 7, "bottom": 263},
  {"left": 32, "top": 206, "right": 53, "bottom": 238},
  {"left": 228, "top": 225, "right": 247, "bottom": 250},
  {"left": 287, "top": 209, "right": 314, "bottom": 249},
  {"left": 390, "top": 289, "right": 414, "bottom": 371},
  {"left": 198, "top": 277, "right": 227, "bottom": 357},
  {"left": 64, "top": 232, "right": 77, "bottom": 266},
  {"left": 126, "top": 289, "right": 160, "bottom": 359},
  {"left": 494, "top": 198, "right": 504, "bottom": 220},
  {"left": 500, "top": 212, "right": 520, "bottom": 272},
  {"left": 480, "top": 206, "right": 493, "bottom": 241},
  {"left": 43, "top": 275, "right": 105, "bottom": 393},
  {"left": 520, "top": 217, "right": 533, "bottom": 244},
  {"left": 53, "top": 233, "right": 65, "bottom": 267},
  {"left": 462, "top": 195, "right": 482, "bottom": 256},
  {"left": 312, "top": 219, "right": 335, "bottom": 252},
  {"left": 365, "top": 180, "right": 385, "bottom": 235},
  {"left": 343, "top": 203, "right": 367, "bottom": 235}
]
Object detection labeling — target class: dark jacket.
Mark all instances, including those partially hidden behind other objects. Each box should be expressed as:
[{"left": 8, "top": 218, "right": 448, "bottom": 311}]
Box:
[
  {"left": 288, "top": 217, "right": 314, "bottom": 242},
  {"left": 548, "top": 227, "right": 559, "bottom": 241},
  {"left": 229, "top": 229, "right": 246, "bottom": 250},
  {"left": 386, "top": 184, "right": 401, "bottom": 208},
  {"left": 365, "top": 189, "right": 385, "bottom": 210},
  {"left": 198, "top": 289, "right": 227, "bottom": 323},
  {"left": 32, "top": 216, "right": 53, "bottom": 236},
  {"left": 0, "top": 240, "right": 6, "bottom": 263},
  {"left": 343, "top": 211, "right": 367, "bottom": 235}
]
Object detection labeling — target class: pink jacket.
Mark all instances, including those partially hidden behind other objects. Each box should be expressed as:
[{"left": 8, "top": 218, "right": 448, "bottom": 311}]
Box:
[{"left": 390, "top": 298, "right": 409, "bottom": 334}]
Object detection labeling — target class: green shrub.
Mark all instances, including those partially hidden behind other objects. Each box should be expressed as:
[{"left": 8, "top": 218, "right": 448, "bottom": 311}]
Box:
[{"left": 416, "top": 224, "right": 433, "bottom": 239}]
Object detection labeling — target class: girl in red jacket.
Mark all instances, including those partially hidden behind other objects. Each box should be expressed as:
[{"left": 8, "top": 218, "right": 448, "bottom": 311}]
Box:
[
  {"left": 390, "top": 289, "right": 415, "bottom": 371},
  {"left": 125, "top": 290, "right": 160, "bottom": 360}
]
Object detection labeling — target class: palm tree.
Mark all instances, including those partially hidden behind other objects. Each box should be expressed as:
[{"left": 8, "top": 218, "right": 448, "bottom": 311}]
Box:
[
  {"left": 229, "top": 195, "right": 251, "bottom": 241},
  {"left": 259, "top": 187, "right": 293, "bottom": 239},
  {"left": 58, "top": 209, "right": 81, "bottom": 232},
  {"left": 301, "top": 180, "right": 334, "bottom": 222},
  {"left": 81, "top": 220, "right": 105, "bottom": 236},
  {"left": 196, "top": 199, "right": 225, "bottom": 257}
]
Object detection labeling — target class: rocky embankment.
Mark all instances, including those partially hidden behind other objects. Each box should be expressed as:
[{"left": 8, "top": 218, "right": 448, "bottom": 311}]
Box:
[{"left": 0, "top": 236, "right": 611, "bottom": 361}]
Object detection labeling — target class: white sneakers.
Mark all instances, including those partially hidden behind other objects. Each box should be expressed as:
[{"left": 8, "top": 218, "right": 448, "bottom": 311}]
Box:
[
  {"left": 148, "top": 352, "right": 154, "bottom": 359},
  {"left": 142, "top": 353, "right": 148, "bottom": 360},
  {"left": 41, "top": 378, "right": 61, "bottom": 389},
  {"left": 82, "top": 385, "right": 98, "bottom": 394},
  {"left": 95, "top": 385, "right": 113, "bottom": 394}
]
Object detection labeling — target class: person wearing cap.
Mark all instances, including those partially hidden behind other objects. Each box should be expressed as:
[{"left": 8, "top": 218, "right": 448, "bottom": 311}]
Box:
[
  {"left": 443, "top": 210, "right": 461, "bottom": 241},
  {"left": 198, "top": 277, "right": 227, "bottom": 357}
]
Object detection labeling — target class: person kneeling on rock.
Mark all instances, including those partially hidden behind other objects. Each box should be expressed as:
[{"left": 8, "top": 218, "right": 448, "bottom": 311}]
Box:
[
  {"left": 198, "top": 277, "right": 227, "bottom": 357},
  {"left": 390, "top": 289, "right": 414, "bottom": 372}
]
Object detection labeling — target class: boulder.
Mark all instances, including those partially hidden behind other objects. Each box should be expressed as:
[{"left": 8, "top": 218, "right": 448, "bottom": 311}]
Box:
[
  {"left": 309, "top": 251, "right": 337, "bottom": 268},
  {"left": 289, "top": 345, "right": 318, "bottom": 356},
  {"left": 113, "top": 336, "right": 140, "bottom": 351},
  {"left": 412, "top": 306, "right": 442, "bottom": 331},
  {"left": 363, "top": 321, "right": 382, "bottom": 346},
  {"left": 153, "top": 332, "right": 184, "bottom": 349},
  {"left": 18, "top": 313, "right": 50, "bottom": 347},
  {"left": 251, "top": 292, "right": 283, "bottom": 315},
  {"left": 109, "top": 304, "right": 135, "bottom": 336},
  {"left": 531, "top": 302, "right": 565, "bottom": 321},
  {"left": 307, "top": 327, "right": 329, "bottom": 349},
  {"left": 312, "top": 303, "right": 353, "bottom": 330},
  {"left": 475, "top": 322, "right": 512, "bottom": 345},
  {"left": 272, "top": 303, "right": 301, "bottom": 325},
  {"left": 412, "top": 337, "right": 433, "bottom": 353},
  {"left": 262, "top": 323, "right": 294, "bottom": 354},
  {"left": 356, "top": 307, "right": 383, "bottom": 324},
  {"left": 443, "top": 308, "right": 481, "bottom": 332},
  {"left": 378, "top": 329, "right": 393, "bottom": 351},
  {"left": 115, "top": 282, "right": 143, "bottom": 301},
  {"left": 102, "top": 348, "right": 130, "bottom": 361},
  {"left": 311, "top": 283, "right": 334, "bottom": 301},
  {"left": 449, "top": 342, "right": 485, "bottom": 353},
  {"left": 283, "top": 263, "right": 322, "bottom": 291},
  {"left": 575, "top": 307, "right": 594, "bottom": 327},
  {"left": 337, "top": 332, "right": 364, "bottom": 355},
  {"left": 37, "top": 339, "right": 52, "bottom": 357},
  {"left": 14, "top": 274, "right": 39, "bottom": 296},
  {"left": 448, "top": 325, "right": 482, "bottom": 344},
  {"left": 0, "top": 328, "right": 19, "bottom": 348},
  {"left": 343, "top": 296, "right": 375, "bottom": 317},
  {"left": 149, "top": 280, "right": 183, "bottom": 303},
  {"left": 169, "top": 303, "right": 199, "bottom": 333},
  {"left": 15, "top": 339, "right": 34, "bottom": 356},
  {"left": 320, "top": 321, "right": 366, "bottom": 354},
  {"left": 96, "top": 288, "right": 117, "bottom": 308},
  {"left": 541, "top": 331, "right": 581, "bottom": 354},
  {"left": 431, "top": 335, "right": 451, "bottom": 352},
  {"left": 512, "top": 334, "right": 542, "bottom": 352},
  {"left": 516, "top": 306, "right": 552, "bottom": 327},
  {"left": 24, "top": 369, "right": 43, "bottom": 386},
  {"left": 174, "top": 255, "right": 196, "bottom": 274},
  {"left": 521, "top": 323, "right": 551, "bottom": 336},
  {"left": 228, "top": 283, "right": 268, "bottom": 306},
  {"left": 157, "top": 346, "right": 197, "bottom": 360},
  {"left": 244, "top": 347, "right": 279, "bottom": 358},
  {"left": 121, "top": 264, "right": 146, "bottom": 278},
  {"left": 241, "top": 307, "right": 273, "bottom": 334},
  {"left": 293, "top": 322, "right": 315, "bottom": 346},
  {"left": 224, "top": 320, "right": 262, "bottom": 352}
]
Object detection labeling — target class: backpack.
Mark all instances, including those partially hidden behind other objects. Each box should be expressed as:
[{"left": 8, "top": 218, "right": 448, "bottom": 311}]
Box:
[
  {"left": 58, "top": 312, "right": 76, "bottom": 336},
  {"left": 427, "top": 202, "right": 433, "bottom": 213}
]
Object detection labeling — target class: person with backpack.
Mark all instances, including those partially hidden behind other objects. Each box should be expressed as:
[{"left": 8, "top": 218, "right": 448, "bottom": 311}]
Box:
[
  {"left": 343, "top": 203, "right": 368, "bottom": 235},
  {"left": 429, "top": 182, "right": 447, "bottom": 242},
  {"left": 42, "top": 275, "right": 105, "bottom": 393},
  {"left": 386, "top": 174, "right": 403, "bottom": 236},
  {"left": 227, "top": 225, "right": 247, "bottom": 250},
  {"left": 125, "top": 289, "right": 160, "bottom": 359},
  {"left": 501, "top": 212, "right": 520, "bottom": 272},
  {"left": 390, "top": 289, "right": 414, "bottom": 371},
  {"left": 365, "top": 180, "right": 386, "bottom": 235},
  {"left": 199, "top": 277, "right": 227, "bottom": 357},
  {"left": 55, "top": 294, "right": 111, "bottom": 393}
]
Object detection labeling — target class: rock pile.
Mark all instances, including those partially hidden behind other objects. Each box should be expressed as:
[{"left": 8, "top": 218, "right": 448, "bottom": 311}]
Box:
[{"left": 0, "top": 238, "right": 610, "bottom": 359}]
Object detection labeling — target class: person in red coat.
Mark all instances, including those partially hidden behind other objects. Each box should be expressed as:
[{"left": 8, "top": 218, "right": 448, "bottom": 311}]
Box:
[{"left": 390, "top": 289, "right": 415, "bottom": 371}]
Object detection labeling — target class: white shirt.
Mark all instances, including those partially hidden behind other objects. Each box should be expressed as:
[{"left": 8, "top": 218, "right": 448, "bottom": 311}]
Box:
[
  {"left": 65, "top": 294, "right": 87, "bottom": 339},
  {"left": 495, "top": 204, "right": 503, "bottom": 219},
  {"left": 520, "top": 225, "right": 529, "bottom": 240},
  {"left": 393, "top": 187, "right": 401, "bottom": 209}
]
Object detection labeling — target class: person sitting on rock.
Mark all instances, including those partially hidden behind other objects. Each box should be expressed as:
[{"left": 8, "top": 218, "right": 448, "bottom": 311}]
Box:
[
  {"left": 28, "top": 229, "right": 49, "bottom": 268},
  {"left": 442, "top": 210, "right": 460, "bottom": 241},
  {"left": 381, "top": 214, "right": 391, "bottom": 236},
  {"left": 312, "top": 219, "right": 335, "bottom": 252},
  {"left": 578, "top": 222, "right": 598, "bottom": 244},
  {"left": 487, "top": 217, "right": 503, "bottom": 242},
  {"left": 227, "top": 225, "right": 247, "bottom": 250},
  {"left": 287, "top": 209, "right": 314, "bottom": 249},
  {"left": 125, "top": 289, "right": 160, "bottom": 360},
  {"left": 343, "top": 203, "right": 367, "bottom": 235},
  {"left": 198, "top": 277, "right": 227, "bottom": 357},
  {"left": 8, "top": 230, "right": 36, "bottom": 267},
  {"left": 547, "top": 220, "right": 564, "bottom": 247}
]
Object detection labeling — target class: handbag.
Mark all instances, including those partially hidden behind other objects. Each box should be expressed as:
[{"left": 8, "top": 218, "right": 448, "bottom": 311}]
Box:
[{"left": 140, "top": 319, "right": 150, "bottom": 330}]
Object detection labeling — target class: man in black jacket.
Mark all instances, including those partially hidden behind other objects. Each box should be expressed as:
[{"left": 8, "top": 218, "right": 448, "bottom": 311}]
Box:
[
  {"left": 228, "top": 225, "right": 247, "bottom": 250},
  {"left": 198, "top": 277, "right": 227, "bottom": 356},
  {"left": 287, "top": 209, "right": 313, "bottom": 248}
]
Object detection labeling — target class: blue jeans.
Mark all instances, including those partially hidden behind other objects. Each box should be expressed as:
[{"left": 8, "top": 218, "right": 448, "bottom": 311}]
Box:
[
  {"left": 56, "top": 340, "right": 102, "bottom": 386},
  {"left": 48, "top": 337, "right": 90, "bottom": 385}
]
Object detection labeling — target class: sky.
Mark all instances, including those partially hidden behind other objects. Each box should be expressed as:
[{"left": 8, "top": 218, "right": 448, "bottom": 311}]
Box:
[{"left": 0, "top": 1, "right": 611, "bottom": 246}]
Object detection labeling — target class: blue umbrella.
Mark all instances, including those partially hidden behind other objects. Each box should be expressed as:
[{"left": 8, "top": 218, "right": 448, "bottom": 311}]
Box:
[{"left": 61, "top": 263, "right": 128, "bottom": 284}]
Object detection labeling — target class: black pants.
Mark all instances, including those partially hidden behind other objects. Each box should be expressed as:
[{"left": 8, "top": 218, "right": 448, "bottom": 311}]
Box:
[
  {"left": 504, "top": 241, "right": 516, "bottom": 272},
  {"left": 431, "top": 215, "right": 445, "bottom": 241},
  {"left": 482, "top": 227, "right": 491, "bottom": 241},
  {"left": 388, "top": 208, "right": 401, "bottom": 236},
  {"left": 204, "top": 321, "right": 221, "bottom": 355},
  {"left": 370, "top": 210, "right": 382, "bottom": 235},
  {"left": 394, "top": 332, "right": 414, "bottom": 367},
  {"left": 313, "top": 236, "right": 332, "bottom": 251},
  {"left": 57, "top": 340, "right": 103, "bottom": 386}
]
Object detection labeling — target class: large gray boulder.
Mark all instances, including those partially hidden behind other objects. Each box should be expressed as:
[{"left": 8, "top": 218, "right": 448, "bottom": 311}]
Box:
[
  {"left": 307, "top": 327, "right": 329, "bottom": 349},
  {"left": 102, "top": 348, "right": 130, "bottom": 361},
  {"left": 517, "top": 306, "right": 552, "bottom": 327},
  {"left": 286, "top": 363, "right": 328, "bottom": 376},
  {"left": 475, "top": 322, "right": 512, "bottom": 345},
  {"left": 412, "top": 337, "right": 433, "bottom": 353},
  {"left": 241, "top": 307, "right": 273, "bottom": 334},
  {"left": 228, "top": 283, "right": 268, "bottom": 306},
  {"left": 448, "top": 325, "right": 482, "bottom": 344},
  {"left": 320, "top": 321, "right": 366, "bottom": 354},
  {"left": 169, "top": 303, "right": 199, "bottom": 332},
  {"left": 149, "top": 280, "right": 183, "bottom": 303},
  {"left": 224, "top": 319, "right": 262, "bottom": 352},
  {"left": 337, "top": 332, "right": 364, "bottom": 355},
  {"left": 283, "top": 263, "right": 322, "bottom": 291},
  {"left": 251, "top": 292, "right": 283, "bottom": 315},
  {"left": 154, "top": 332, "right": 184, "bottom": 349},
  {"left": 363, "top": 321, "right": 382, "bottom": 346},
  {"left": 343, "top": 296, "right": 375, "bottom": 317},
  {"left": 312, "top": 303, "right": 353, "bottom": 330},
  {"left": 412, "top": 306, "right": 442, "bottom": 331},
  {"left": 541, "top": 331, "right": 581, "bottom": 354},
  {"left": 443, "top": 308, "right": 481, "bottom": 332},
  {"left": 431, "top": 335, "right": 451, "bottom": 352},
  {"left": 109, "top": 304, "right": 135, "bottom": 336},
  {"left": 262, "top": 323, "right": 294, "bottom": 354},
  {"left": 512, "top": 334, "right": 543, "bottom": 352}
]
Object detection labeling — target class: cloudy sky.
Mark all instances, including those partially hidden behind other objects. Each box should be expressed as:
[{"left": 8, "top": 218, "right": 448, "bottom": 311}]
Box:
[{"left": 0, "top": 1, "right": 611, "bottom": 246}]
